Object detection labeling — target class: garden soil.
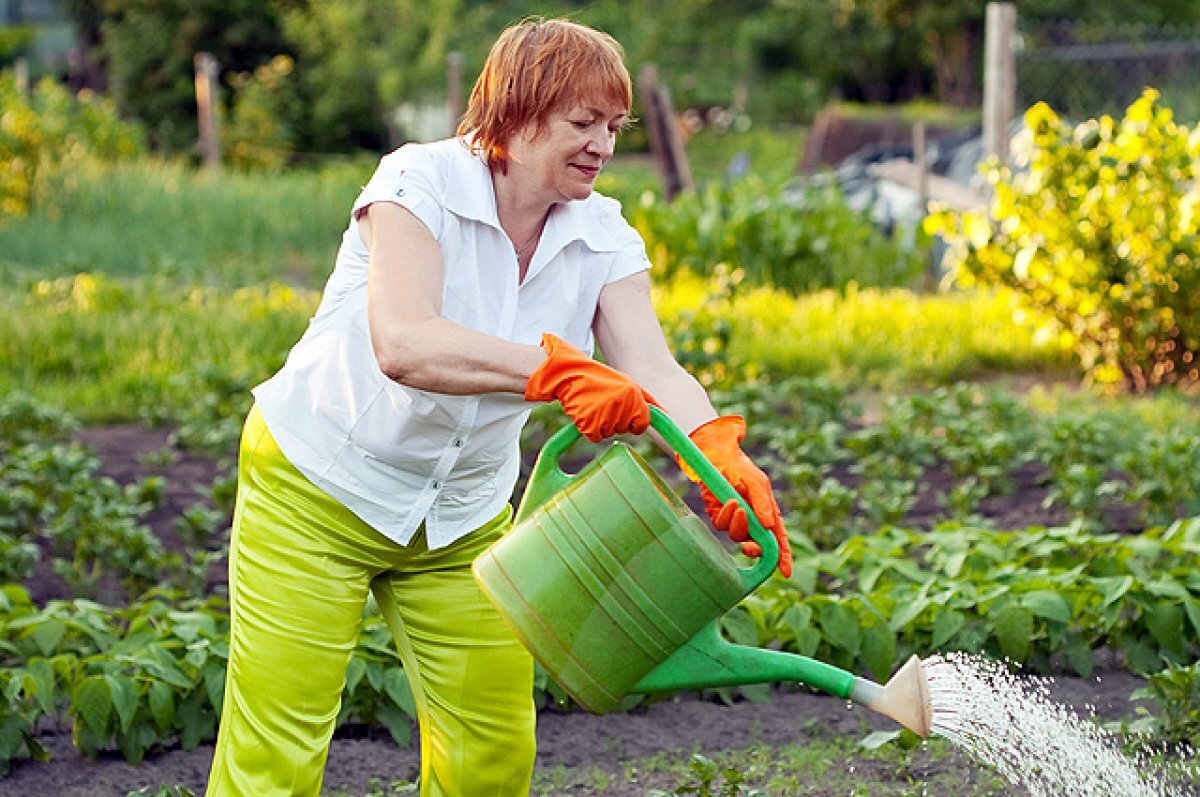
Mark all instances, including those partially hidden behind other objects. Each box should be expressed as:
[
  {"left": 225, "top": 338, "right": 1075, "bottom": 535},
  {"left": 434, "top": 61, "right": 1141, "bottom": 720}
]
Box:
[{"left": 0, "top": 424, "right": 1167, "bottom": 796}]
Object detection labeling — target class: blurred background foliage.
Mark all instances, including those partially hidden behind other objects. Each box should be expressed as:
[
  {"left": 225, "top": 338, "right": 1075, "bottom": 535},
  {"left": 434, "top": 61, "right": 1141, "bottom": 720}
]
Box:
[{"left": 24, "top": 0, "right": 1200, "bottom": 159}]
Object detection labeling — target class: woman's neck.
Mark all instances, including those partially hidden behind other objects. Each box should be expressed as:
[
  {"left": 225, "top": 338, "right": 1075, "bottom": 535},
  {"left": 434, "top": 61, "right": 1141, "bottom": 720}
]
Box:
[{"left": 492, "top": 166, "right": 555, "bottom": 259}]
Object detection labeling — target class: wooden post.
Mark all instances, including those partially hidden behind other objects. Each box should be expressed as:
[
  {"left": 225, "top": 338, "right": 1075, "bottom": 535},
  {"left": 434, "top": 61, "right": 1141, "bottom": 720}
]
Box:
[
  {"left": 193, "top": 52, "right": 222, "bottom": 170},
  {"left": 982, "top": 2, "right": 1016, "bottom": 163},
  {"left": 446, "top": 51, "right": 464, "bottom": 131},
  {"left": 14, "top": 57, "right": 29, "bottom": 95},
  {"left": 637, "top": 64, "right": 693, "bottom": 201}
]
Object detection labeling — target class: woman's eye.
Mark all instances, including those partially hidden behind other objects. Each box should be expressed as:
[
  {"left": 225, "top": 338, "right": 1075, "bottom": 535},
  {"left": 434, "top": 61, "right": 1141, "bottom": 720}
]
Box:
[{"left": 570, "top": 120, "right": 593, "bottom": 129}]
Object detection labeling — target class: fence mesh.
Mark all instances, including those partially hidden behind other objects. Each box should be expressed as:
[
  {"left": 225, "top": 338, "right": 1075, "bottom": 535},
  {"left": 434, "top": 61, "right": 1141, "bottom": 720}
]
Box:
[{"left": 1016, "top": 20, "right": 1200, "bottom": 123}]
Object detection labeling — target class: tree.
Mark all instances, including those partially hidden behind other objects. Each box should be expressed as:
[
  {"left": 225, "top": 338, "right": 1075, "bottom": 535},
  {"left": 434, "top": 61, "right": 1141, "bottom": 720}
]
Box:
[{"left": 94, "top": 0, "right": 288, "bottom": 152}]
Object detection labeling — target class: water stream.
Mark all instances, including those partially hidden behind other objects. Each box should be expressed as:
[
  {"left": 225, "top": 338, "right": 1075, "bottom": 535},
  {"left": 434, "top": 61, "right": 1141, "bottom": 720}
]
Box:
[{"left": 924, "top": 652, "right": 1198, "bottom": 796}]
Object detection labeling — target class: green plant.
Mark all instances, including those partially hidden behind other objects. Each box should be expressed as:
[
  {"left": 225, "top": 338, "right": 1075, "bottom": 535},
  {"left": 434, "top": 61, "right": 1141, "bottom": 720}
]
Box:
[
  {"left": 224, "top": 55, "right": 299, "bottom": 172},
  {"left": 927, "top": 89, "right": 1200, "bottom": 392},
  {"left": 646, "top": 753, "right": 767, "bottom": 797},
  {"left": 125, "top": 786, "right": 197, "bottom": 797},
  {"left": 0, "top": 392, "right": 226, "bottom": 601},
  {"left": 0, "top": 73, "right": 143, "bottom": 216},
  {"left": 1126, "top": 661, "right": 1200, "bottom": 748},
  {"left": 632, "top": 175, "right": 926, "bottom": 293}
]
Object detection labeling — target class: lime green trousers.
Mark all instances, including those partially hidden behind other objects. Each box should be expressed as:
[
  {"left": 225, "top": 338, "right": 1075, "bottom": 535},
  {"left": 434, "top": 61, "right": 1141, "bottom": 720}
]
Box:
[{"left": 205, "top": 405, "right": 536, "bottom": 796}]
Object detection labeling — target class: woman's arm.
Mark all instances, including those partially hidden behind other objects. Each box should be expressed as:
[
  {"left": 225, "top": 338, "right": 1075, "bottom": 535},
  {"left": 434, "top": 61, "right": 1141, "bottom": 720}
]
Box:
[
  {"left": 595, "top": 269, "right": 793, "bottom": 577},
  {"left": 362, "top": 201, "right": 544, "bottom": 394},
  {"left": 592, "top": 270, "right": 716, "bottom": 434}
]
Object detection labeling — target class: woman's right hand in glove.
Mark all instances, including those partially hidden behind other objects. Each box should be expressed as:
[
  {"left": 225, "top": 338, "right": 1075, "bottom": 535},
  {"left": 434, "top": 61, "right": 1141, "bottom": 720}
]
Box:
[{"left": 525, "top": 333, "right": 656, "bottom": 442}]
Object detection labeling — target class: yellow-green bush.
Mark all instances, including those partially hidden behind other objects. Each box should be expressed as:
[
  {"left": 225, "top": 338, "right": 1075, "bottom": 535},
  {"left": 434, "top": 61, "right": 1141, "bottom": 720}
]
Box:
[
  {"left": 653, "top": 269, "right": 1071, "bottom": 390},
  {"left": 927, "top": 89, "right": 1200, "bottom": 392},
  {"left": 0, "top": 74, "right": 144, "bottom": 216}
]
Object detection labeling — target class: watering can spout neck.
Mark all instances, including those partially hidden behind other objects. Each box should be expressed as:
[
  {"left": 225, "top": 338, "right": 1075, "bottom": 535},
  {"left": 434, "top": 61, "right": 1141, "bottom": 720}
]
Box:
[{"left": 632, "top": 625, "right": 933, "bottom": 739}]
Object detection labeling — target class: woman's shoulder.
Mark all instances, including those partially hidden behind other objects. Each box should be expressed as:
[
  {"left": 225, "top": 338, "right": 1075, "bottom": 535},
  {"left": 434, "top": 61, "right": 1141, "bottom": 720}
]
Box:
[
  {"left": 576, "top": 192, "right": 641, "bottom": 248},
  {"left": 376, "top": 138, "right": 478, "bottom": 184}
]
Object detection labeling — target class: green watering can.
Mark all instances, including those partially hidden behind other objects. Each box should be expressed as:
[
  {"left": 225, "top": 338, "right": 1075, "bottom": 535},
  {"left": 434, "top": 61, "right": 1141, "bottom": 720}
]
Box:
[{"left": 473, "top": 406, "right": 931, "bottom": 737}]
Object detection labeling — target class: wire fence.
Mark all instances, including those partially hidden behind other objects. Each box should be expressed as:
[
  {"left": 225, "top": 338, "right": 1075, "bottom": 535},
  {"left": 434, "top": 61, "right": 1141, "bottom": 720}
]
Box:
[{"left": 1016, "top": 20, "right": 1200, "bottom": 124}]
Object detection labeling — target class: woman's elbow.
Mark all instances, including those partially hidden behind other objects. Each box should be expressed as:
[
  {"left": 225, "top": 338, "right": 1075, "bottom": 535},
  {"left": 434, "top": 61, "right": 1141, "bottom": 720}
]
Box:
[{"left": 371, "top": 328, "right": 427, "bottom": 386}]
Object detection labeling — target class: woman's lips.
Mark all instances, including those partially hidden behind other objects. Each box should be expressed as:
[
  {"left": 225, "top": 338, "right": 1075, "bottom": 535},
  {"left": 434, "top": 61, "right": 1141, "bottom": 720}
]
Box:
[{"left": 572, "top": 164, "right": 600, "bottom": 178}]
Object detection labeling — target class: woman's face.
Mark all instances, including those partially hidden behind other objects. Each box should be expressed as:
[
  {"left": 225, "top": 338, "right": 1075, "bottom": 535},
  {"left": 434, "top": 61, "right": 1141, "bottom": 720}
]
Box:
[{"left": 506, "top": 102, "right": 626, "bottom": 204}]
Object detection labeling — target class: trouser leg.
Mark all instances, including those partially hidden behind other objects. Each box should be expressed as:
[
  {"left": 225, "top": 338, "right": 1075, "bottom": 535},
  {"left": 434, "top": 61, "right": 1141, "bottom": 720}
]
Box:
[
  {"left": 372, "top": 511, "right": 537, "bottom": 797},
  {"left": 206, "top": 407, "right": 385, "bottom": 797}
]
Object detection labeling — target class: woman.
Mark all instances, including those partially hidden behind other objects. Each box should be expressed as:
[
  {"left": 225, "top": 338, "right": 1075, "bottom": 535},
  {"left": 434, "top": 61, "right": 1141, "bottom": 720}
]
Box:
[{"left": 205, "top": 18, "right": 791, "bottom": 797}]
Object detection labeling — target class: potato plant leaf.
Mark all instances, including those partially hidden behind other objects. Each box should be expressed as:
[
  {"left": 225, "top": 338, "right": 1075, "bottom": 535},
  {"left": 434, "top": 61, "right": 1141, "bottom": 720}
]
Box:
[{"left": 991, "top": 605, "right": 1034, "bottom": 663}]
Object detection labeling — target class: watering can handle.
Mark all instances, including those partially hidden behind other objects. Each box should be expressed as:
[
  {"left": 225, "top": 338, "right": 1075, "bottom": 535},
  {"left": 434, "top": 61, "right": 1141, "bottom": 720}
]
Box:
[{"left": 520, "top": 406, "right": 780, "bottom": 591}]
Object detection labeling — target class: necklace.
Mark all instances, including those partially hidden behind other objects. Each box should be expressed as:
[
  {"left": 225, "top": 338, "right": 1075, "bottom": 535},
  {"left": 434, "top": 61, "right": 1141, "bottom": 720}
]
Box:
[{"left": 513, "top": 210, "right": 550, "bottom": 258}]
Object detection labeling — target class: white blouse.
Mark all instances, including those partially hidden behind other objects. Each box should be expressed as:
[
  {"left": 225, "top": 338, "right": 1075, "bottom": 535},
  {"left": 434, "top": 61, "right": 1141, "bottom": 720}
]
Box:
[{"left": 252, "top": 137, "right": 651, "bottom": 548}]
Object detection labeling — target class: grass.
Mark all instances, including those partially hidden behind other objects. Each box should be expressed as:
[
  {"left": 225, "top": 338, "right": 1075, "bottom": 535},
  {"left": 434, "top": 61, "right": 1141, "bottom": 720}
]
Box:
[
  {"left": 0, "top": 127, "right": 804, "bottom": 290},
  {"left": 0, "top": 157, "right": 367, "bottom": 287},
  {"left": 0, "top": 271, "right": 1076, "bottom": 423},
  {"left": 0, "top": 275, "right": 316, "bottom": 421}
]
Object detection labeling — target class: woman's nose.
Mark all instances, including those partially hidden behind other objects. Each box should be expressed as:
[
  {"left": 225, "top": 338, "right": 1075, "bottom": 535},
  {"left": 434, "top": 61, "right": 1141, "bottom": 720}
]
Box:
[{"left": 587, "top": 129, "right": 615, "bottom": 158}]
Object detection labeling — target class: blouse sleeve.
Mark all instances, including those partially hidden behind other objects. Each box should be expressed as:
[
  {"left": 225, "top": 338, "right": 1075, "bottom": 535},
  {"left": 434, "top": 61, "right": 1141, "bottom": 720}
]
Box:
[
  {"left": 598, "top": 199, "right": 652, "bottom": 285},
  {"left": 351, "top": 144, "right": 445, "bottom": 240}
]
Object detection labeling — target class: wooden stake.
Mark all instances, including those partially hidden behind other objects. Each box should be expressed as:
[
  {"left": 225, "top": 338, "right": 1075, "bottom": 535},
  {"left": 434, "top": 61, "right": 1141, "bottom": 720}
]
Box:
[
  {"left": 637, "top": 64, "right": 693, "bottom": 201},
  {"left": 982, "top": 3, "right": 1016, "bottom": 163},
  {"left": 194, "top": 52, "right": 222, "bottom": 170}
]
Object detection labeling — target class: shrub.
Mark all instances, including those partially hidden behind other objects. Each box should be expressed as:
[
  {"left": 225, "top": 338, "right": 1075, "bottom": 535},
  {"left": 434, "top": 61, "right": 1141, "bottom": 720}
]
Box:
[
  {"left": 0, "top": 74, "right": 144, "bottom": 217},
  {"left": 223, "top": 55, "right": 299, "bottom": 173},
  {"left": 631, "top": 175, "right": 926, "bottom": 293},
  {"left": 926, "top": 89, "right": 1200, "bottom": 392}
]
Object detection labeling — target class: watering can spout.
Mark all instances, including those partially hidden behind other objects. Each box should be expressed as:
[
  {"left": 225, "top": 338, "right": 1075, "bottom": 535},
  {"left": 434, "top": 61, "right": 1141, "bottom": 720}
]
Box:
[
  {"left": 630, "top": 624, "right": 933, "bottom": 738},
  {"left": 849, "top": 655, "right": 932, "bottom": 737}
]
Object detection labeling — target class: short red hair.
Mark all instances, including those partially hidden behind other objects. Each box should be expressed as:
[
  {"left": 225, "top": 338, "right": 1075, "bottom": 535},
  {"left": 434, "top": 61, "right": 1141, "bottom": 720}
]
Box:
[{"left": 457, "top": 19, "right": 633, "bottom": 172}]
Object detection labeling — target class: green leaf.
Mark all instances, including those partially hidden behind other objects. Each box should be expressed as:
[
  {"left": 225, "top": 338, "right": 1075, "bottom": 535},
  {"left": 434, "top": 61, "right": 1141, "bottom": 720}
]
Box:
[
  {"left": 888, "top": 596, "right": 930, "bottom": 632},
  {"left": 105, "top": 673, "right": 138, "bottom": 733},
  {"left": 203, "top": 661, "right": 225, "bottom": 714},
  {"left": 860, "top": 729, "right": 902, "bottom": 750},
  {"left": 1183, "top": 597, "right": 1200, "bottom": 640},
  {"left": 991, "top": 605, "right": 1033, "bottom": 663},
  {"left": 378, "top": 702, "right": 413, "bottom": 747},
  {"left": 1021, "top": 590, "right": 1071, "bottom": 624},
  {"left": 116, "top": 722, "right": 148, "bottom": 764},
  {"left": 1094, "top": 575, "right": 1134, "bottom": 609},
  {"left": 1063, "top": 638, "right": 1094, "bottom": 678},
  {"left": 819, "top": 603, "right": 860, "bottom": 656},
  {"left": 141, "top": 647, "right": 194, "bottom": 689},
  {"left": 860, "top": 625, "right": 895, "bottom": 683},
  {"left": 179, "top": 689, "right": 212, "bottom": 750},
  {"left": 382, "top": 668, "right": 416, "bottom": 720},
  {"left": 0, "top": 715, "right": 27, "bottom": 761},
  {"left": 72, "top": 675, "right": 112, "bottom": 740},
  {"left": 782, "top": 603, "right": 813, "bottom": 638},
  {"left": 720, "top": 607, "right": 760, "bottom": 647},
  {"left": 1146, "top": 579, "right": 1190, "bottom": 601},
  {"left": 26, "top": 658, "right": 58, "bottom": 716},
  {"left": 1123, "top": 636, "right": 1162, "bottom": 676},
  {"left": 737, "top": 682, "right": 771, "bottom": 703},
  {"left": 31, "top": 619, "right": 65, "bottom": 657},
  {"left": 345, "top": 657, "right": 366, "bottom": 694},
  {"left": 932, "top": 609, "right": 966, "bottom": 649},
  {"left": 148, "top": 680, "right": 175, "bottom": 733},
  {"left": 795, "top": 627, "right": 822, "bottom": 658},
  {"left": 1144, "top": 603, "right": 1185, "bottom": 658},
  {"left": 789, "top": 560, "right": 818, "bottom": 595}
]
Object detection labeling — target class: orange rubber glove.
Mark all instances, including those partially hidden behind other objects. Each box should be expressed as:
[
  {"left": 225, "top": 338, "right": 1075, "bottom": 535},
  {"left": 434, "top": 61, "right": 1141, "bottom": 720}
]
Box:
[
  {"left": 678, "top": 415, "right": 793, "bottom": 578},
  {"left": 525, "top": 333, "right": 656, "bottom": 443}
]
